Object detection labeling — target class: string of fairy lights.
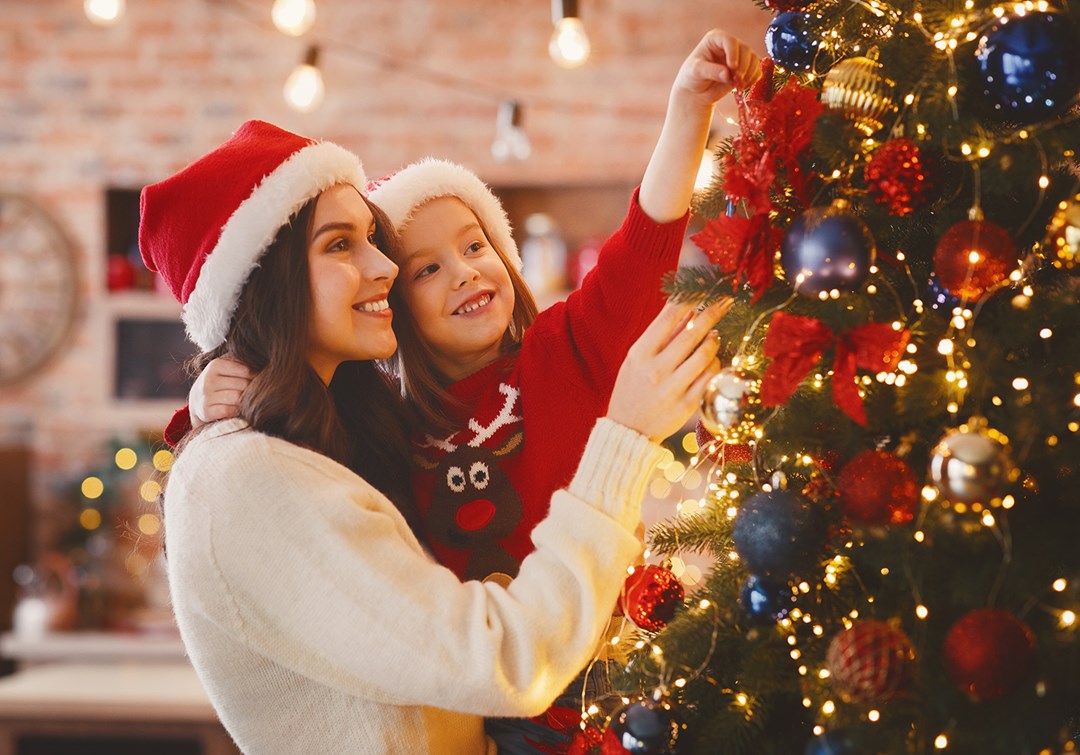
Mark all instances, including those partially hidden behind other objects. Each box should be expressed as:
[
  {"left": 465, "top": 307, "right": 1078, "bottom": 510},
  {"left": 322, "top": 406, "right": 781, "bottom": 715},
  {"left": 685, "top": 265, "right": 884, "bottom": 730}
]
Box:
[{"left": 80, "top": 0, "right": 667, "bottom": 164}]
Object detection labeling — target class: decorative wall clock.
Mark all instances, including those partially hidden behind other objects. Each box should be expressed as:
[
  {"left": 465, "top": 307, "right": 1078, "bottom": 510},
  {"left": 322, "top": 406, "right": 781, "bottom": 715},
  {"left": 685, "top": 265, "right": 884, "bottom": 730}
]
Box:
[{"left": 0, "top": 192, "right": 78, "bottom": 386}]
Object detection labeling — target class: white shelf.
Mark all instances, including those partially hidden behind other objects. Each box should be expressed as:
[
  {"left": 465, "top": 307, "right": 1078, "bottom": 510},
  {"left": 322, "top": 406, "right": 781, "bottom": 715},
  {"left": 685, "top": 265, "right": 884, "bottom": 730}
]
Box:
[{"left": 0, "top": 631, "right": 186, "bottom": 665}]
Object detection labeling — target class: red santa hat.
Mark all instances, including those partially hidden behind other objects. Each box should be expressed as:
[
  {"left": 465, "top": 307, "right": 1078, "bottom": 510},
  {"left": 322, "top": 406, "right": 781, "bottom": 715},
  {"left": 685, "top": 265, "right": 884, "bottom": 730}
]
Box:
[
  {"left": 139, "top": 119, "right": 366, "bottom": 351},
  {"left": 367, "top": 158, "right": 520, "bottom": 269}
]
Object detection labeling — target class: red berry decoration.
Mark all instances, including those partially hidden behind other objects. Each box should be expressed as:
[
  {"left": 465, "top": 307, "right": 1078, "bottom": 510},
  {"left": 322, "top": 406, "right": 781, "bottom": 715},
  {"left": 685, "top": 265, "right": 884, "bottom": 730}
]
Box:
[
  {"left": 695, "top": 419, "right": 752, "bottom": 464},
  {"left": 933, "top": 216, "right": 1016, "bottom": 300},
  {"left": 838, "top": 449, "right": 920, "bottom": 526},
  {"left": 621, "top": 564, "right": 685, "bottom": 632},
  {"left": 864, "top": 138, "right": 936, "bottom": 216},
  {"left": 826, "top": 619, "right": 916, "bottom": 704},
  {"left": 944, "top": 609, "right": 1036, "bottom": 700}
]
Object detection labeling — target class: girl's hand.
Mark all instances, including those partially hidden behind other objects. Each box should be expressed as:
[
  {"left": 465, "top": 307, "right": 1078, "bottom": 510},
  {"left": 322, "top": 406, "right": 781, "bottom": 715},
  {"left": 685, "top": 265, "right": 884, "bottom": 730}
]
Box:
[
  {"left": 189, "top": 356, "right": 252, "bottom": 428},
  {"left": 672, "top": 29, "right": 762, "bottom": 108},
  {"left": 606, "top": 298, "right": 733, "bottom": 441}
]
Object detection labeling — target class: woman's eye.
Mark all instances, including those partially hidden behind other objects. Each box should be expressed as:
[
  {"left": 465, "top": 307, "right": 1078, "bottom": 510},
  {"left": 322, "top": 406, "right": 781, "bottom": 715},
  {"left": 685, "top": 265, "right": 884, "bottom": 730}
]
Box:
[
  {"left": 367, "top": 227, "right": 378, "bottom": 245},
  {"left": 329, "top": 238, "right": 350, "bottom": 253},
  {"left": 415, "top": 263, "right": 439, "bottom": 279}
]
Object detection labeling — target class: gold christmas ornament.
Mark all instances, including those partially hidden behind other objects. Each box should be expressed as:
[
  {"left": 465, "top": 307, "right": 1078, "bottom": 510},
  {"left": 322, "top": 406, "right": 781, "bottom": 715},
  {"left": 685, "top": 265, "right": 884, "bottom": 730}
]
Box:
[
  {"left": 821, "top": 53, "right": 897, "bottom": 136},
  {"left": 1045, "top": 192, "right": 1080, "bottom": 271},
  {"left": 700, "top": 367, "right": 761, "bottom": 444},
  {"left": 928, "top": 417, "right": 1017, "bottom": 505}
]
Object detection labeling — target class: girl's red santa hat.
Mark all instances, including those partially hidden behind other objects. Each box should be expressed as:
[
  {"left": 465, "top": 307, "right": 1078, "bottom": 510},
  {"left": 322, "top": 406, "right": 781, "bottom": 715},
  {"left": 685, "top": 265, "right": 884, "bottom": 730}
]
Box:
[
  {"left": 139, "top": 119, "right": 366, "bottom": 351},
  {"left": 367, "top": 158, "right": 521, "bottom": 269}
]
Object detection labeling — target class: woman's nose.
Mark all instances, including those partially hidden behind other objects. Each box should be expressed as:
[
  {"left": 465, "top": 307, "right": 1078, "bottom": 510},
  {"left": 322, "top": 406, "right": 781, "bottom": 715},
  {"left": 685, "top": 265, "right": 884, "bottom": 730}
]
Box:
[{"left": 366, "top": 249, "right": 398, "bottom": 282}]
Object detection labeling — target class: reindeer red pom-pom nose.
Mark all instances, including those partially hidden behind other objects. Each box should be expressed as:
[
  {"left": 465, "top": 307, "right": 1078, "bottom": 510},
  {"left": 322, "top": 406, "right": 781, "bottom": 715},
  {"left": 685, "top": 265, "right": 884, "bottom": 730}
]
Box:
[{"left": 455, "top": 499, "right": 496, "bottom": 531}]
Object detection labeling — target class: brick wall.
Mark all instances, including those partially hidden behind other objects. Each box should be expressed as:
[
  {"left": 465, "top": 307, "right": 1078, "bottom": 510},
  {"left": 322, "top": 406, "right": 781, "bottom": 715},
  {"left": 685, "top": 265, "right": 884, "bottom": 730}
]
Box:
[{"left": 0, "top": 0, "right": 770, "bottom": 531}]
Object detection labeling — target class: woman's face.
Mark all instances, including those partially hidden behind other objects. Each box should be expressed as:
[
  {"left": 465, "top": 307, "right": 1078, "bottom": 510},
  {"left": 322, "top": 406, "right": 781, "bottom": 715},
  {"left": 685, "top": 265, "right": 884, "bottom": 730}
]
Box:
[
  {"left": 306, "top": 184, "right": 399, "bottom": 384},
  {"left": 395, "top": 196, "right": 515, "bottom": 382}
]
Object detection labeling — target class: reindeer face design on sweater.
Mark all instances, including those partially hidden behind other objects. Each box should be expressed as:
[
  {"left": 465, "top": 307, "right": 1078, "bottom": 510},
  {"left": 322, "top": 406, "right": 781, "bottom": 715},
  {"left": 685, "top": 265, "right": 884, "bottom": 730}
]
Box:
[{"left": 415, "top": 384, "right": 524, "bottom": 583}]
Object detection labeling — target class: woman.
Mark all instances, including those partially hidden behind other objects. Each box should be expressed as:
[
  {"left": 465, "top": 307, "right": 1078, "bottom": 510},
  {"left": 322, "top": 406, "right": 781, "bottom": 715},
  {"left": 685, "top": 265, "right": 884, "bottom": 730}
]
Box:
[{"left": 140, "top": 120, "right": 723, "bottom": 754}]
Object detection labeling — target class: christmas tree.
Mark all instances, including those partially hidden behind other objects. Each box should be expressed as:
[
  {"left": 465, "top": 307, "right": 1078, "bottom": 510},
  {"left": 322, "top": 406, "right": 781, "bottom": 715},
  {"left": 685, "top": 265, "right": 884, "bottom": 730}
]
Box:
[{"left": 587, "top": 0, "right": 1080, "bottom": 752}]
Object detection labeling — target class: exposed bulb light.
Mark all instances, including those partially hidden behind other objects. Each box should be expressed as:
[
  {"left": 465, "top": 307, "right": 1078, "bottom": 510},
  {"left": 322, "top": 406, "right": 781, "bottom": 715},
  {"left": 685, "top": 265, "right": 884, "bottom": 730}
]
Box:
[
  {"left": 284, "top": 46, "right": 325, "bottom": 113},
  {"left": 84, "top": 0, "right": 124, "bottom": 26},
  {"left": 549, "top": 0, "right": 590, "bottom": 68},
  {"left": 272, "top": 0, "right": 317, "bottom": 36},
  {"left": 491, "top": 100, "right": 531, "bottom": 162}
]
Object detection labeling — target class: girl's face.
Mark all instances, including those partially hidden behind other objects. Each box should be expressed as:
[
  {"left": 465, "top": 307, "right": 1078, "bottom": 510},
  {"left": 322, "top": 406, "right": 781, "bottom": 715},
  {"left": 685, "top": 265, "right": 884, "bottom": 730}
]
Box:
[
  {"left": 395, "top": 196, "right": 515, "bottom": 382},
  {"left": 306, "top": 184, "right": 399, "bottom": 384}
]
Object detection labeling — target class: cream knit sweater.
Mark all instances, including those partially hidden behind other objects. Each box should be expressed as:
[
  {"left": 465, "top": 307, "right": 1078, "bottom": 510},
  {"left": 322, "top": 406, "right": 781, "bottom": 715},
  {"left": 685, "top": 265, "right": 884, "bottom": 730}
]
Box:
[{"left": 165, "top": 417, "right": 663, "bottom": 754}]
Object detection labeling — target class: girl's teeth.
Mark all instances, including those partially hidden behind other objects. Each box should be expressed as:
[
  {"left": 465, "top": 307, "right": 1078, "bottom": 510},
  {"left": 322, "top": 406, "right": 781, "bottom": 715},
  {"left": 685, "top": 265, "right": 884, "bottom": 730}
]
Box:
[
  {"left": 457, "top": 294, "right": 491, "bottom": 314},
  {"left": 358, "top": 299, "right": 389, "bottom": 312}
]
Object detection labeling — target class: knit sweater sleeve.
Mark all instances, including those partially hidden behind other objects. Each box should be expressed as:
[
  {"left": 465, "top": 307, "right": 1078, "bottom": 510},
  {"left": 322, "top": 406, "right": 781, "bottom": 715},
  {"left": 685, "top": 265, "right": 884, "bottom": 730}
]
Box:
[
  {"left": 166, "top": 418, "right": 663, "bottom": 718},
  {"left": 530, "top": 187, "right": 688, "bottom": 388}
]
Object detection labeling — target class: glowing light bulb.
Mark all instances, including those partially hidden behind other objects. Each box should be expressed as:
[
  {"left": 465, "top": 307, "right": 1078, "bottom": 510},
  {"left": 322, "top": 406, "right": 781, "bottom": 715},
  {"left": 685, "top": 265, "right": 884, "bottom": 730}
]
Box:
[
  {"left": 549, "top": 1, "right": 590, "bottom": 68},
  {"left": 272, "top": 0, "right": 316, "bottom": 36},
  {"left": 284, "top": 47, "right": 324, "bottom": 113},
  {"left": 84, "top": 0, "right": 124, "bottom": 26}
]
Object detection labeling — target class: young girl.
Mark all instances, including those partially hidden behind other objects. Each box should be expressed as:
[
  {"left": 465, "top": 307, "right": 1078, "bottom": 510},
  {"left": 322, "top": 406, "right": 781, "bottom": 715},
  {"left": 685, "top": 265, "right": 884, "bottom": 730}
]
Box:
[{"left": 145, "top": 119, "right": 727, "bottom": 754}]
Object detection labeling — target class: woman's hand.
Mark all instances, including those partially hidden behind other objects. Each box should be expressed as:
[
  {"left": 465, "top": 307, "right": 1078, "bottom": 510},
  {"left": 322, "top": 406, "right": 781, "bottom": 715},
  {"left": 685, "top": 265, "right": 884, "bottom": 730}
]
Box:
[
  {"left": 189, "top": 356, "right": 253, "bottom": 428},
  {"left": 606, "top": 298, "right": 733, "bottom": 441}
]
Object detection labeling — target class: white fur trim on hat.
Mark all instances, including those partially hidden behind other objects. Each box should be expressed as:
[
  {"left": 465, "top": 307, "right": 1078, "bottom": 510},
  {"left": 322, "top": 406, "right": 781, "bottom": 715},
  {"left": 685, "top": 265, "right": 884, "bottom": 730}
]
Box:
[
  {"left": 368, "top": 158, "right": 520, "bottom": 269},
  {"left": 183, "top": 141, "right": 366, "bottom": 351}
]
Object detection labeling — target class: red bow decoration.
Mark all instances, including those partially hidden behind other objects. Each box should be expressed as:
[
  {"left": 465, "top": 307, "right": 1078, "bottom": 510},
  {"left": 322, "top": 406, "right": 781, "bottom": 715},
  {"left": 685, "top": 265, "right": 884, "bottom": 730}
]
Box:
[{"left": 760, "top": 312, "right": 911, "bottom": 425}]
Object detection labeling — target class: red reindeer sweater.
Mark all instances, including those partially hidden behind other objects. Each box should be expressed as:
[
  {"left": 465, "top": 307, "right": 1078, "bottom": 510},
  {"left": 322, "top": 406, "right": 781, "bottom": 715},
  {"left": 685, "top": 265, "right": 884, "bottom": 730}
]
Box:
[{"left": 411, "top": 189, "right": 688, "bottom": 582}]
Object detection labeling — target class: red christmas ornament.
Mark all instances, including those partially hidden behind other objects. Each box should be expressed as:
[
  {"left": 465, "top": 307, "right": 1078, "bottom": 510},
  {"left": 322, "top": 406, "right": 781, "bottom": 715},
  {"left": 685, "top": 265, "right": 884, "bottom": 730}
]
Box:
[
  {"left": 944, "top": 609, "right": 1036, "bottom": 700},
  {"left": 764, "top": 0, "right": 808, "bottom": 10},
  {"left": 106, "top": 254, "right": 136, "bottom": 291},
  {"left": 695, "top": 419, "right": 752, "bottom": 464},
  {"left": 933, "top": 216, "right": 1016, "bottom": 300},
  {"left": 864, "top": 138, "right": 936, "bottom": 216},
  {"left": 826, "top": 619, "right": 916, "bottom": 704},
  {"left": 838, "top": 449, "right": 920, "bottom": 526},
  {"left": 621, "top": 564, "right": 685, "bottom": 632},
  {"left": 569, "top": 723, "right": 604, "bottom": 755}
]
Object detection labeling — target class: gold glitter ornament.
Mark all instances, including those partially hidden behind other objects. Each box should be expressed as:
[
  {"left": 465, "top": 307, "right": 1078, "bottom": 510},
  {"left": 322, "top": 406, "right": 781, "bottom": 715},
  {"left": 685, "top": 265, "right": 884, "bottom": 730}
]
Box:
[
  {"left": 821, "top": 53, "right": 897, "bottom": 136},
  {"left": 1045, "top": 192, "right": 1080, "bottom": 271}
]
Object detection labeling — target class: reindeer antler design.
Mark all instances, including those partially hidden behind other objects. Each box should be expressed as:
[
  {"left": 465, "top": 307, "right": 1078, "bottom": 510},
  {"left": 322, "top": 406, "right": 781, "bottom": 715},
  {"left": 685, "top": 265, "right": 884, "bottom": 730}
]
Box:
[{"left": 417, "top": 383, "right": 522, "bottom": 453}]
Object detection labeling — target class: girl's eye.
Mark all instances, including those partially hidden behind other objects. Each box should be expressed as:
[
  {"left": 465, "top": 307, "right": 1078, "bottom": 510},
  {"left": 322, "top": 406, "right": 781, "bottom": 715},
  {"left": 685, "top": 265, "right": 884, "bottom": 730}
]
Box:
[
  {"left": 415, "top": 263, "right": 439, "bottom": 279},
  {"left": 465, "top": 241, "right": 484, "bottom": 255}
]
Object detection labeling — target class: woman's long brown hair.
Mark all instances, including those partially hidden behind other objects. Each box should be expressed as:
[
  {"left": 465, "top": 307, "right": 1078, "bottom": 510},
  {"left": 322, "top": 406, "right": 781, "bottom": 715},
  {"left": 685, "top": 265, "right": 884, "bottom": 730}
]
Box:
[{"left": 182, "top": 195, "right": 418, "bottom": 530}]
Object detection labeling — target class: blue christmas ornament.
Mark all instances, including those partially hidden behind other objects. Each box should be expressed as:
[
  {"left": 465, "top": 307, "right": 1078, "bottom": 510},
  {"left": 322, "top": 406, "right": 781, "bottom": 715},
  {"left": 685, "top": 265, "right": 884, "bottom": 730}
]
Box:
[
  {"left": 740, "top": 575, "right": 797, "bottom": 624},
  {"left": 732, "top": 490, "right": 826, "bottom": 579},
  {"left": 606, "top": 692, "right": 687, "bottom": 754},
  {"left": 928, "top": 273, "right": 961, "bottom": 313},
  {"left": 766, "top": 12, "right": 820, "bottom": 71},
  {"left": 780, "top": 200, "right": 876, "bottom": 297},
  {"left": 804, "top": 730, "right": 858, "bottom": 755},
  {"left": 976, "top": 11, "right": 1080, "bottom": 124}
]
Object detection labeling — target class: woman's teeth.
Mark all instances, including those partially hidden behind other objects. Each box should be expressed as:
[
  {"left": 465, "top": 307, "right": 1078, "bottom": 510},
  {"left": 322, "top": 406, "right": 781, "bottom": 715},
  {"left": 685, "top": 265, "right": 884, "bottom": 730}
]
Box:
[
  {"left": 356, "top": 299, "right": 389, "bottom": 313},
  {"left": 455, "top": 293, "right": 492, "bottom": 315}
]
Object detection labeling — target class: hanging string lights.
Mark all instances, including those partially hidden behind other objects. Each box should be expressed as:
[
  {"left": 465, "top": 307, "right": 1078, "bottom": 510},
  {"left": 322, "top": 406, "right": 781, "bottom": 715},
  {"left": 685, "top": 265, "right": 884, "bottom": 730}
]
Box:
[
  {"left": 548, "top": 0, "right": 591, "bottom": 69},
  {"left": 84, "top": 0, "right": 125, "bottom": 26},
  {"left": 271, "top": 0, "right": 316, "bottom": 36},
  {"left": 490, "top": 100, "right": 532, "bottom": 162},
  {"left": 283, "top": 45, "right": 325, "bottom": 113}
]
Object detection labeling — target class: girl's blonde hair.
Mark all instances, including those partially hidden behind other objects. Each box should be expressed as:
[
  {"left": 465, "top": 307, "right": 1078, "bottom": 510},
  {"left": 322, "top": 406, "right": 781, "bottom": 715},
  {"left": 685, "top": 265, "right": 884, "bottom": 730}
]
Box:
[{"left": 389, "top": 213, "right": 538, "bottom": 436}]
